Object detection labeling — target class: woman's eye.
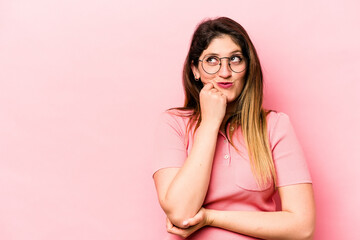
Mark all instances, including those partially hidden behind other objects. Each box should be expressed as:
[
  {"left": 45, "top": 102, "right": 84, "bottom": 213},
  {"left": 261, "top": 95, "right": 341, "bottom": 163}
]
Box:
[
  {"left": 206, "top": 56, "right": 219, "bottom": 64},
  {"left": 230, "top": 55, "right": 243, "bottom": 63}
]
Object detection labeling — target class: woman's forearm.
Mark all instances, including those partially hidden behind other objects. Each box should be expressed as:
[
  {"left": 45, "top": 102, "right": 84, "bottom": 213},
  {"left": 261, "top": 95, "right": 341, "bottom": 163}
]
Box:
[
  {"left": 206, "top": 209, "right": 315, "bottom": 240},
  {"left": 162, "top": 122, "right": 219, "bottom": 226}
]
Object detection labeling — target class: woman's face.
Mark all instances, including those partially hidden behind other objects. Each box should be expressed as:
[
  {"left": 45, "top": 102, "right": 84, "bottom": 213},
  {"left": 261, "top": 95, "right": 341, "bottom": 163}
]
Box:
[{"left": 192, "top": 34, "right": 246, "bottom": 104}]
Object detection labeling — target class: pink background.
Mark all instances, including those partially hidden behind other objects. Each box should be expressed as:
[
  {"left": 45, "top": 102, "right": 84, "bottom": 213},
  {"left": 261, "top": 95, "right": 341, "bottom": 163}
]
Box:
[{"left": 1, "top": 0, "right": 359, "bottom": 239}]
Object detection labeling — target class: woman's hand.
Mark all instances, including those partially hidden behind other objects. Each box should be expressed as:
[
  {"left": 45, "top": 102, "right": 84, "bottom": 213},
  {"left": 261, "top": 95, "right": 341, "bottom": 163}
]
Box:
[
  {"left": 199, "top": 82, "right": 227, "bottom": 127},
  {"left": 166, "top": 208, "right": 212, "bottom": 238}
]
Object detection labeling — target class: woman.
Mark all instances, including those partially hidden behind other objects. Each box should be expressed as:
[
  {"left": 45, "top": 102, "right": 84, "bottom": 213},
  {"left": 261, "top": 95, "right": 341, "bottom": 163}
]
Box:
[{"left": 153, "top": 17, "right": 315, "bottom": 240}]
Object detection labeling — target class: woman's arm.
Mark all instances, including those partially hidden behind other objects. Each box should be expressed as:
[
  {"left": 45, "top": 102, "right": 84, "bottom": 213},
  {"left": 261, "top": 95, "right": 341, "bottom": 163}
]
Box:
[
  {"left": 153, "top": 82, "right": 227, "bottom": 228},
  {"left": 154, "top": 123, "right": 219, "bottom": 227},
  {"left": 167, "top": 183, "right": 316, "bottom": 240},
  {"left": 208, "top": 183, "right": 315, "bottom": 240}
]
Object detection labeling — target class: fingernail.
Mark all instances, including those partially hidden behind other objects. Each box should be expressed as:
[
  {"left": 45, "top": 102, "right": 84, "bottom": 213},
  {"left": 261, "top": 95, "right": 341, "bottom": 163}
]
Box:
[{"left": 183, "top": 220, "right": 188, "bottom": 226}]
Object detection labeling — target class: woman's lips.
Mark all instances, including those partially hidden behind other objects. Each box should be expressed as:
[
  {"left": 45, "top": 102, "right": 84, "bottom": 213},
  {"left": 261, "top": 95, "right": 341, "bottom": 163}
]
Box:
[{"left": 217, "top": 82, "right": 233, "bottom": 89}]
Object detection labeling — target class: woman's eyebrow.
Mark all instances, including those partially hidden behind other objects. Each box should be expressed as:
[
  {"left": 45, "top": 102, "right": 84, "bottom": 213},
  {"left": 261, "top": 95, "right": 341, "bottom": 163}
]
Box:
[{"left": 204, "top": 50, "right": 243, "bottom": 56}]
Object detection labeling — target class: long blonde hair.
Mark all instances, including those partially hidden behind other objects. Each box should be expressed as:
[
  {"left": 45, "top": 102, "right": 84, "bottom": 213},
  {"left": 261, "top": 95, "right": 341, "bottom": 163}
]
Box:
[{"left": 172, "top": 17, "right": 276, "bottom": 188}]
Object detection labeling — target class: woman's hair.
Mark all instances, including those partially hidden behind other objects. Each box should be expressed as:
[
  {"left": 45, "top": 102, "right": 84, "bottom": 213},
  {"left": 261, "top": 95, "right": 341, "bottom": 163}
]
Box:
[{"left": 172, "top": 17, "right": 276, "bottom": 188}]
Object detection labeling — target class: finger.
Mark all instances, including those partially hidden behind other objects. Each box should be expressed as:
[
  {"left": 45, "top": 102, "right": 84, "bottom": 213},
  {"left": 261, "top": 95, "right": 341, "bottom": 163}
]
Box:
[
  {"left": 186, "top": 212, "right": 204, "bottom": 226},
  {"left": 167, "top": 225, "right": 185, "bottom": 235},
  {"left": 183, "top": 209, "right": 204, "bottom": 227},
  {"left": 168, "top": 227, "right": 197, "bottom": 238},
  {"left": 166, "top": 218, "right": 173, "bottom": 231},
  {"left": 186, "top": 216, "right": 202, "bottom": 226},
  {"left": 209, "top": 88, "right": 218, "bottom": 93},
  {"left": 168, "top": 225, "right": 195, "bottom": 239},
  {"left": 202, "top": 82, "right": 214, "bottom": 90},
  {"left": 211, "top": 89, "right": 226, "bottom": 99}
]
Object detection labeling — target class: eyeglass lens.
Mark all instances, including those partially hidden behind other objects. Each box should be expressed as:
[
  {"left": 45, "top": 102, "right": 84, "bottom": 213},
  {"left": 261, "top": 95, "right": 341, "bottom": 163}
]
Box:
[{"left": 201, "top": 55, "right": 246, "bottom": 74}]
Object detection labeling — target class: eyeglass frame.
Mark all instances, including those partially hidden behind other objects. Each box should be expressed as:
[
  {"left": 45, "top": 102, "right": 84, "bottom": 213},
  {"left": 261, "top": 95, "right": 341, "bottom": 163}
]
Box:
[{"left": 197, "top": 55, "right": 247, "bottom": 75}]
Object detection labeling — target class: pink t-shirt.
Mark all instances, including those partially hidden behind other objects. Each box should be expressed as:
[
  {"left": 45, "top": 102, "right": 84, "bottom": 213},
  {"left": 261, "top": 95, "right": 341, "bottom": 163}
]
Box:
[{"left": 153, "top": 109, "right": 312, "bottom": 240}]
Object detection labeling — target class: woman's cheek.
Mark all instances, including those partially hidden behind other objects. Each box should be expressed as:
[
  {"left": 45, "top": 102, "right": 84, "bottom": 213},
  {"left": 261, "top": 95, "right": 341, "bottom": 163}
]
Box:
[
  {"left": 201, "top": 74, "right": 216, "bottom": 83},
  {"left": 200, "top": 78, "right": 216, "bottom": 88}
]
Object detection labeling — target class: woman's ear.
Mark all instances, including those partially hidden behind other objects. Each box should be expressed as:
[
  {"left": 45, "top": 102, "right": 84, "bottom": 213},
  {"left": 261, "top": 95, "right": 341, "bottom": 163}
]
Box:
[{"left": 191, "top": 62, "right": 200, "bottom": 80}]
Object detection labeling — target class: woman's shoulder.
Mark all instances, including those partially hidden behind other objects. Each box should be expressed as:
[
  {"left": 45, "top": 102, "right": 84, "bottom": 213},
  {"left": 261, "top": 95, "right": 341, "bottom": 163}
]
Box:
[
  {"left": 161, "top": 108, "right": 194, "bottom": 120},
  {"left": 265, "top": 110, "right": 295, "bottom": 139},
  {"left": 165, "top": 108, "right": 194, "bottom": 116},
  {"left": 266, "top": 110, "right": 290, "bottom": 124},
  {"left": 158, "top": 108, "right": 194, "bottom": 132}
]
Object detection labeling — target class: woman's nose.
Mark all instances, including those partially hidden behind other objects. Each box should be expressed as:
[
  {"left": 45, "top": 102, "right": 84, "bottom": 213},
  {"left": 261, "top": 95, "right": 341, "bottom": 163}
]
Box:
[{"left": 218, "top": 60, "right": 232, "bottom": 78}]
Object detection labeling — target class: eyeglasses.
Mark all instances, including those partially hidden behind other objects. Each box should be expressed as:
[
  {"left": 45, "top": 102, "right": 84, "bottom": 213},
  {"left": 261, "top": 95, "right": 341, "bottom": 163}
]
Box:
[{"left": 198, "top": 54, "right": 247, "bottom": 74}]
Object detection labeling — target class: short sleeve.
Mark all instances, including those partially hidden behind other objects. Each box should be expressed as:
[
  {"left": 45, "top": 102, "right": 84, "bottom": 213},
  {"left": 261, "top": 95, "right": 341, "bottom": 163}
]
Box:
[
  {"left": 269, "top": 112, "right": 312, "bottom": 187},
  {"left": 152, "top": 111, "right": 188, "bottom": 177}
]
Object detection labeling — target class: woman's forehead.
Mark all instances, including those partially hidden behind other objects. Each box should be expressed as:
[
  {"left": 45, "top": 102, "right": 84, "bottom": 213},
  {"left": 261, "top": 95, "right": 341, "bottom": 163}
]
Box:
[{"left": 202, "top": 35, "right": 242, "bottom": 56}]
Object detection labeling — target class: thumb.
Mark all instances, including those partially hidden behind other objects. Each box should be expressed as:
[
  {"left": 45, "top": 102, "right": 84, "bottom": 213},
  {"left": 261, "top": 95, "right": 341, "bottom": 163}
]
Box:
[{"left": 183, "top": 211, "right": 204, "bottom": 227}]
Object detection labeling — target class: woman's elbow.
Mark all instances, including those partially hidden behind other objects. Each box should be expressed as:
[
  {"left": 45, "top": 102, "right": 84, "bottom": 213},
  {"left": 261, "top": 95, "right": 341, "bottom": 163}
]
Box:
[
  {"left": 300, "top": 224, "right": 315, "bottom": 240},
  {"left": 296, "top": 216, "right": 315, "bottom": 240},
  {"left": 159, "top": 199, "right": 195, "bottom": 228}
]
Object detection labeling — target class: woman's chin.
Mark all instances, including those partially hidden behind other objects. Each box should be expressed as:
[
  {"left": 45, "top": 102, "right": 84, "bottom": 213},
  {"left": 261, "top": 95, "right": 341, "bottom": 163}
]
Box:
[{"left": 225, "top": 95, "right": 237, "bottom": 103}]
